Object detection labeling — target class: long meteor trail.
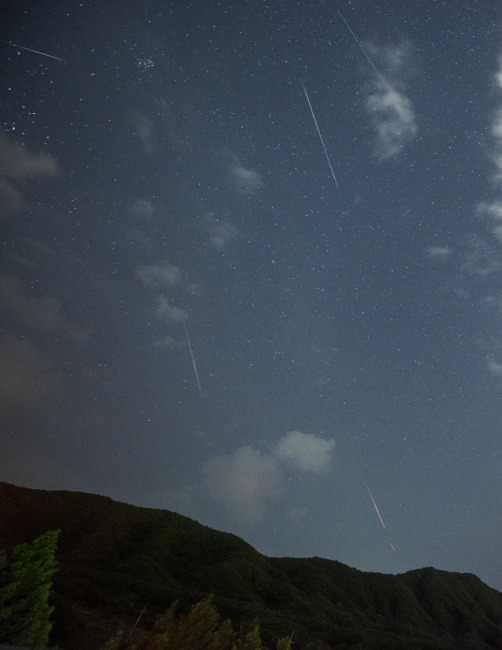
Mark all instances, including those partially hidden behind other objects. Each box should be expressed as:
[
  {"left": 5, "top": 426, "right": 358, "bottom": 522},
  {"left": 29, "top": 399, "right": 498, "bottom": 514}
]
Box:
[
  {"left": 337, "top": 11, "right": 387, "bottom": 89},
  {"left": 300, "top": 80, "right": 339, "bottom": 188},
  {"left": 183, "top": 321, "right": 202, "bottom": 396},
  {"left": 2, "top": 40, "right": 65, "bottom": 62},
  {"left": 365, "top": 483, "right": 396, "bottom": 553}
]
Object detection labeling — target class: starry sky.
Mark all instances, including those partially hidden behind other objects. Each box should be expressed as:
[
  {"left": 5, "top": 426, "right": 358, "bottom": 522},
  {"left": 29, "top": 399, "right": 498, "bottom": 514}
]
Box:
[{"left": 2, "top": 0, "right": 502, "bottom": 592}]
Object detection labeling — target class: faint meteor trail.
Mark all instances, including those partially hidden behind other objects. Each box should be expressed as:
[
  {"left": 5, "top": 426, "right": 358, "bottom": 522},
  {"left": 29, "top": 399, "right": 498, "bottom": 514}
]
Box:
[
  {"left": 2, "top": 40, "right": 65, "bottom": 62},
  {"left": 183, "top": 321, "right": 202, "bottom": 395},
  {"left": 337, "top": 11, "right": 387, "bottom": 88},
  {"left": 300, "top": 80, "right": 339, "bottom": 188},
  {"left": 365, "top": 483, "right": 396, "bottom": 553}
]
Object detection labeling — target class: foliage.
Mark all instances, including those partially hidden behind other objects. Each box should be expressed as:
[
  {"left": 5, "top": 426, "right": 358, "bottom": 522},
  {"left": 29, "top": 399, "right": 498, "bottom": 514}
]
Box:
[
  {"left": 103, "top": 595, "right": 292, "bottom": 650},
  {"left": 0, "top": 528, "right": 60, "bottom": 647}
]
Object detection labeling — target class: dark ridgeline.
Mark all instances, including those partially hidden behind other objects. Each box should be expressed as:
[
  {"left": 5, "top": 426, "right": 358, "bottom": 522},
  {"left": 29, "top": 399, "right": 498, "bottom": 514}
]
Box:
[{"left": 1, "top": 481, "right": 501, "bottom": 650}]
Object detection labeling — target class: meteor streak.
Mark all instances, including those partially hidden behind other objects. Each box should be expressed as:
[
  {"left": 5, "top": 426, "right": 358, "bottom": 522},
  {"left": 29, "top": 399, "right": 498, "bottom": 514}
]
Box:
[
  {"left": 337, "top": 11, "right": 387, "bottom": 89},
  {"left": 300, "top": 80, "right": 339, "bottom": 188},
  {"left": 2, "top": 40, "right": 65, "bottom": 62},
  {"left": 365, "top": 483, "right": 396, "bottom": 553},
  {"left": 183, "top": 321, "right": 202, "bottom": 396}
]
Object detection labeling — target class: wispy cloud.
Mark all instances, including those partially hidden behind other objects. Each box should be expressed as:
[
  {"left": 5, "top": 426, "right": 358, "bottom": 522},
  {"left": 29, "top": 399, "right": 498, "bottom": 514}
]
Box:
[
  {"left": 128, "top": 198, "right": 155, "bottom": 218},
  {"left": 0, "top": 336, "right": 63, "bottom": 417},
  {"left": 129, "top": 111, "right": 155, "bottom": 154},
  {"left": 0, "top": 274, "right": 87, "bottom": 340},
  {"left": 488, "top": 360, "right": 502, "bottom": 376},
  {"left": 427, "top": 246, "right": 453, "bottom": 261},
  {"left": 152, "top": 335, "right": 185, "bottom": 350},
  {"left": 228, "top": 156, "right": 263, "bottom": 195},
  {"left": 470, "top": 54, "right": 502, "bottom": 376},
  {"left": 206, "top": 214, "right": 240, "bottom": 250},
  {"left": 0, "top": 134, "right": 59, "bottom": 215},
  {"left": 203, "top": 430, "right": 335, "bottom": 522},
  {"left": 363, "top": 42, "right": 417, "bottom": 159},
  {"left": 367, "top": 84, "right": 417, "bottom": 159},
  {"left": 154, "top": 295, "right": 188, "bottom": 323},
  {"left": 137, "top": 262, "right": 182, "bottom": 288}
]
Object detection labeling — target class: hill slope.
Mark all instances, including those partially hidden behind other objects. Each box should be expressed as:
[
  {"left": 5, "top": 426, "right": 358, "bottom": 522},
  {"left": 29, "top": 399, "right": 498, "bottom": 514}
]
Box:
[{"left": 1, "top": 481, "right": 501, "bottom": 649}]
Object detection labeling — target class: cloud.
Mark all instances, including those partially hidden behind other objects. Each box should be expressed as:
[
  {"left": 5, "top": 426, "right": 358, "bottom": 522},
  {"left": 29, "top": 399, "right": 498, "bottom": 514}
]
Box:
[
  {"left": 359, "top": 41, "right": 417, "bottom": 159},
  {"left": 477, "top": 200, "right": 502, "bottom": 221},
  {"left": 367, "top": 84, "right": 417, "bottom": 159},
  {"left": 154, "top": 295, "right": 188, "bottom": 323},
  {"left": 477, "top": 201, "right": 502, "bottom": 241},
  {"left": 206, "top": 215, "right": 240, "bottom": 250},
  {"left": 0, "top": 134, "right": 59, "bottom": 215},
  {"left": 152, "top": 335, "right": 185, "bottom": 351},
  {"left": 0, "top": 336, "right": 63, "bottom": 417},
  {"left": 129, "top": 111, "right": 155, "bottom": 154},
  {"left": 0, "top": 274, "right": 87, "bottom": 340},
  {"left": 274, "top": 430, "right": 335, "bottom": 473},
  {"left": 203, "top": 446, "right": 282, "bottom": 522},
  {"left": 228, "top": 157, "right": 263, "bottom": 195},
  {"left": 202, "top": 430, "right": 335, "bottom": 522},
  {"left": 137, "top": 262, "right": 182, "bottom": 288},
  {"left": 488, "top": 360, "right": 502, "bottom": 376},
  {"left": 427, "top": 246, "right": 453, "bottom": 260},
  {"left": 129, "top": 198, "right": 155, "bottom": 218},
  {"left": 467, "top": 53, "right": 502, "bottom": 378}
]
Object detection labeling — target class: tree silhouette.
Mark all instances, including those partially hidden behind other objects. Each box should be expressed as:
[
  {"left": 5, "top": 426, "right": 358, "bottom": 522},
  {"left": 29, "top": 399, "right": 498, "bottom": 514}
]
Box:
[{"left": 0, "top": 529, "right": 60, "bottom": 646}]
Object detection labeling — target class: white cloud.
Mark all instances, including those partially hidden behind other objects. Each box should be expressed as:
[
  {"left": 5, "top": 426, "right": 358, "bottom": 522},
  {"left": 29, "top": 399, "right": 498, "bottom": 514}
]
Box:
[
  {"left": 154, "top": 295, "right": 188, "bottom": 323},
  {"left": 129, "top": 111, "right": 155, "bottom": 154},
  {"left": 206, "top": 215, "right": 240, "bottom": 250},
  {"left": 367, "top": 84, "right": 417, "bottom": 159},
  {"left": 359, "top": 41, "right": 417, "bottom": 159},
  {"left": 488, "top": 360, "right": 502, "bottom": 376},
  {"left": 495, "top": 56, "right": 502, "bottom": 89},
  {"left": 152, "top": 335, "right": 184, "bottom": 350},
  {"left": 427, "top": 246, "right": 452, "bottom": 260},
  {"left": 202, "top": 430, "right": 335, "bottom": 521},
  {"left": 477, "top": 200, "right": 502, "bottom": 221},
  {"left": 137, "top": 262, "right": 182, "bottom": 288},
  {"left": 203, "top": 446, "right": 282, "bottom": 522},
  {"left": 228, "top": 157, "right": 263, "bottom": 195},
  {"left": 0, "top": 134, "right": 59, "bottom": 215},
  {"left": 274, "top": 430, "right": 335, "bottom": 473},
  {"left": 129, "top": 198, "right": 155, "bottom": 218},
  {"left": 468, "top": 54, "right": 502, "bottom": 379}
]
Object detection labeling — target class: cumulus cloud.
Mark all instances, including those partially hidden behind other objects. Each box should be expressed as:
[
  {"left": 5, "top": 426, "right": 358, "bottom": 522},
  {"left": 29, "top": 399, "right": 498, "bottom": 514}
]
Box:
[
  {"left": 202, "top": 430, "right": 335, "bottom": 522},
  {"left": 137, "top": 261, "right": 182, "bottom": 288},
  {"left": 206, "top": 215, "right": 240, "bottom": 250},
  {"left": 367, "top": 84, "right": 417, "bottom": 159},
  {"left": 154, "top": 295, "right": 188, "bottom": 323},
  {"left": 228, "top": 157, "right": 263, "bottom": 195},
  {"left": 274, "top": 430, "right": 335, "bottom": 473},
  {"left": 203, "top": 446, "right": 282, "bottom": 522},
  {"left": 0, "top": 134, "right": 59, "bottom": 215}
]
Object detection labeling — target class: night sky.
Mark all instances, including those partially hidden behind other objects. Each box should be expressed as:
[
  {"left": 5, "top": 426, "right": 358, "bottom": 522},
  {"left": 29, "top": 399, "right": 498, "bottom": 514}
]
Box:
[{"left": 2, "top": 1, "right": 502, "bottom": 592}]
